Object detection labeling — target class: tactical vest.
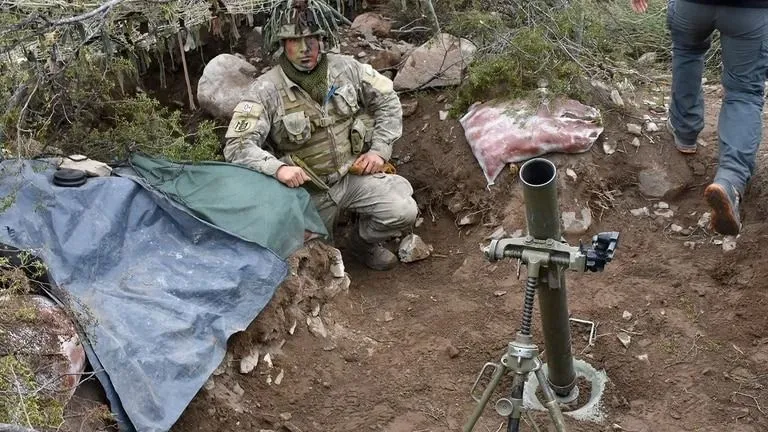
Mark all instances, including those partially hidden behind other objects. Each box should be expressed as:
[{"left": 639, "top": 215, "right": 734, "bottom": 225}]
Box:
[{"left": 265, "top": 67, "right": 371, "bottom": 180}]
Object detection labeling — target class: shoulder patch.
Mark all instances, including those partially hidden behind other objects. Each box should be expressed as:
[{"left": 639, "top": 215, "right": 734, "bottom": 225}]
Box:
[
  {"left": 225, "top": 101, "right": 264, "bottom": 138},
  {"left": 361, "top": 64, "right": 394, "bottom": 94}
]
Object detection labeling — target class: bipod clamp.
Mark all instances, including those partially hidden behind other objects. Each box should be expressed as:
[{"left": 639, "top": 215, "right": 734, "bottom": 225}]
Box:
[
  {"left": 463, "top": 333, "right": 567, "bottom": 432},
  {"left": 483, "top": 231, "right": 621, "bottom": 274}
]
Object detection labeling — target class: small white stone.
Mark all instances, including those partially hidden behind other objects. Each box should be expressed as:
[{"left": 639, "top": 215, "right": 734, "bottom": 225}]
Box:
[
  {"left": 566, "top": 168, "right": 577, "bottom": 181},
  {"left": 306, "top": 316, "right": 328, "bottom": 338},
  {"left": 494, "top": 291, "right": 507, "bottom": 297},
  {"left": 239, "top": 348, "right": 259, "bottom": 374},
  {"left": 622, "top": 310, "right": 633, "bottom": 321},
  {"left": 263, "top": 353, "right": 273, "bottom": 369},
  {"left": 654, "top": 209, "right": 674, "bottom": 218},
  {"left": 723, "top": 236, "right": 737, "bottom": 252},
  {"left": 288, "top": 320, "right": 297, "bottom": 335},
  {"left": 655, "top": 201, "right": 670, "bottom": 209},
  {"left": 631, "top": 137, "right": 640, "bottom": 148},
  {"left": 439, "top": 110, "right": 449, "bottom": 121},
  {"left": 627, "top": 123, "right": 642, "bottom": 136},
  {"left": 603, "top": 141, "right": 617, "bottom": 155},
  {"left": 630, "top": 207, "right": 649, "bottom": 217},
  {"left": 645, "top": 122, "right": 659, "bottom": 132},
  {"left": 274, "top": 369, "right": 285, "bottom": 385},
  {"left": 697, "top": 212, "right": 711, "bottom": 228},
  {"left": 617, "top": 332, "right": 631, "bottom": 348},
  {"left": 357, "top": 51, "right": 367, "bottom": 58},
  {"left": 670, "top": 224, "right": 683, "bottom": 233},
  {"left": 684, "top": 241, "right": 697, "bottom": 250},
  {"left": 415, "top": 217, "right": 424, "bottom": 228}
]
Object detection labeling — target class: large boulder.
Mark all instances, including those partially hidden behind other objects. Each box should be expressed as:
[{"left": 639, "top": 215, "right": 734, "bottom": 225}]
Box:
[
  {"left": 197, "top": 54, "right": 258, "bottom": 120},
  {"left": 393, "top": 33, "right": 477, "bottom": 91},
  {"left": 350, "top": 12, "right": 392, "bottom": 38},
  {"left": 0, "top": 290, "right": 87, "bottom": 427}
]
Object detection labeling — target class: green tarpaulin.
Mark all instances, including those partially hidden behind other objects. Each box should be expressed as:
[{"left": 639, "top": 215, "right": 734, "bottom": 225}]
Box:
[{"left": 123, "top": 152, "right": 329, "bottom": 259}]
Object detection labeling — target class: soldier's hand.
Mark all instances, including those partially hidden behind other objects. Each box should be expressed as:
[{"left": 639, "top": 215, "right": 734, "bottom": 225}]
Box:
[
  {"left": 352, "top": 152, "right": 385, "bottom": 175},
  {"left": 276, "top": 166, "right": 311, "bottom": 188}
]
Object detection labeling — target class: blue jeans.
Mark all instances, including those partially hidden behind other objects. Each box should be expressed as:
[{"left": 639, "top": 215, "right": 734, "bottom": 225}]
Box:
[{"left": 668, "top": 0, "right": 768, "bottom": 194}]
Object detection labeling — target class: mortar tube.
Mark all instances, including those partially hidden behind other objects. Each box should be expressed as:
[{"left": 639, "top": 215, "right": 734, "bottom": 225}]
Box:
[{"left": 518, "top": 158, "right": 576, "bottom": 397}]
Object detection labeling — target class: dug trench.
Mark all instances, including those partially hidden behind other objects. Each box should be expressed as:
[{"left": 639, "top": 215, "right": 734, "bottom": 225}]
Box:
[
  {"left": 157, "top": 73, "right": 768, "bottom": 431},
  {"left": 47, "top": 24, "right": 766, "bottom": 432}
]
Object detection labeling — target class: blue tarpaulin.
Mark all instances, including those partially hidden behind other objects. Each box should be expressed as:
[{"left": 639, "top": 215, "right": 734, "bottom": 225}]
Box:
[{"left": 0, "top": 157, "right": 302, "bottom": 432}]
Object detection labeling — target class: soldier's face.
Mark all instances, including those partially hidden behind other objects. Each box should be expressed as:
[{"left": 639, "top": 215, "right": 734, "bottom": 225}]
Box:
[{"left": 284, "top": 36, "right": 321, "bottom": 71}]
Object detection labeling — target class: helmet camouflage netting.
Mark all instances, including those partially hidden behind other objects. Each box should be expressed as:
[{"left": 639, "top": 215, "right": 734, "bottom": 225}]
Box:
[{"left": 263, "top": 0, "right": 346, "bottom": 53}]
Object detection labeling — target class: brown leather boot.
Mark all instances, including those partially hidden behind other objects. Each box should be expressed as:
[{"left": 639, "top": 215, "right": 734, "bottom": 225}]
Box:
[{"left": 348, "top": 230, "right": 399, "bottom": 271}]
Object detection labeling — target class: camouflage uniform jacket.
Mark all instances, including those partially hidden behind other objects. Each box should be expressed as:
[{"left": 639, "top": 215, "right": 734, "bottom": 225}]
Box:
[{"left": 223, "top": 53, "right": 403, "bottom": 182}]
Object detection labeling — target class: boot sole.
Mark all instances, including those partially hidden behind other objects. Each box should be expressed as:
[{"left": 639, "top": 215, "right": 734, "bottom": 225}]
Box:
[{"left": 704, "top": 184, "right": 740, "bottom": 236}]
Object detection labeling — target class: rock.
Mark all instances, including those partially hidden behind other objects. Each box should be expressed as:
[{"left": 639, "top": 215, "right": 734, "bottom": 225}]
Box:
[
  {"left": 439, "top": 110, "right": 449, "bottom": 121},
  {"left": 655, "top": 201, "right": 670, "bottom": 209},
  {"left": 622, "top": 310, "right": 633, "bottom": 321},
  {"left": 654, "top": 209, "right": 674, "bottom": 218},
  {"left": 603, "top": 141, "right": 617, "bottom": 155},
  {"left": 357, "top": 51, "right": 367, "bottom": 58},
  {"left": 566, "top": 168, "right": 577, "bottom": 181},
  {"left": 684, "top": 241, "right": 697, "bottom": 250},
  {"left": 446, "top": 343, "right": 460, "bottom": 358},
  {"left": 446, "top": 193, "right": 465, "bottom": 214},
  {"left": 617, "top": 332, "right": 631, "bottom": 348},
  {"left": 239, "top": 348, "right": 260, "bottom": 374},
  {"left": 59, "top": 155, "right": 112, "bottom": 177},
  {"left": 350, "top": 12, "right": 392, "bottom": 38},
  {"left": 0, "top": 294, "right": 87, "bottom": 408},
  {"left": 274, "top": 368, "right": 285, "bottom": 385},
  {"left": 394, "top": 33, "right": 477, "bottom": 91},
  {"left": 329, "top": 247, "right": 345, "bottom": 278},
  {"left": 631, "top": 137, "right": 641, "bottom": 148},
  {"left": 383, "top": 311, "right": 394, "bottom": 322},
  {"left": 494, "top": 291, "right": 507, "bottom": 297},
  {"left": 627, "top": 123, "right": 642, "bottom": 136},
  {"left": 645, "top": 122, "right": 659, "bottom": 132},
  {"left": 414, "top": 217, "right": 424, "bottom": 228},
  {"left": 697, "top": 212, "right": 711, "bottom": 229},
  {"left": 630, "top": 207, "right": 650, "bottom": 217},
  {"left": 280, "top": 412, "right": 292, "bottom": 421},
  {"left": 370, "top": 49, "right": 402, "bottom": 71},
  {"left": 486, "top": 226, "right": 507, "bottom": 240},
  {"left": 197, "top": 54, "right": 258, "bottom": 119},
  {"left": 610, "top": 89, "right": 624, "bottom": 107},
  {"left": 638, "top": 52, "right": 657, "bottom": 64},
  {"left": 204, "top": 377, "right": 215, "bottom": 391},
  {"left": 306, "top": 316, "right": 328, "bottom": 338},
  {"left": 561, "top": 208, "right": 592, "bottom": 235},
  {"left": 458, "top": 213, "right": 479, "bottom": 226},
  {"left": 401, "top": 99, "right": 419, "bottom": 117},
  {"left": 670, "top": 224, "right": 683, "bottom": 233},
  {"left": 398, "top": 234, "right": 433, "bottom": 263},
  {"left": 232, "top": 382, "right": 245, "bottom": 396},
  {"left": 638, "top": 167, "right": 691, "bottom": 199},
  {"left": 723, "top": 236, "right": 737, "bottom": 252}
]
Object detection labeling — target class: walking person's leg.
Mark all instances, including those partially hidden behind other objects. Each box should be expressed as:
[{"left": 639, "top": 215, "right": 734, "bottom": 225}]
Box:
[
  {"left": 704, "top": 7, "right": 768, "bottom": 235},
  {"left": 666, "top": 0, "right": 717, "bottom": 153}
]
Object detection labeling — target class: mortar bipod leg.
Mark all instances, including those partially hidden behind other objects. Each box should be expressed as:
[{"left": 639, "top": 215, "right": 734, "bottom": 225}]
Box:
[
  {"left": 533, "top": 364, "right": 568, "bottom": 432},
  {"left": 463, "top": 361, "right": 507, "bottom": 432}
]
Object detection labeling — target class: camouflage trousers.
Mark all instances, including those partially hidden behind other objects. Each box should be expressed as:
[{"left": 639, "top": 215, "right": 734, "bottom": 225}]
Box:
[{"left": 310, "top": 173, "right": 419, "bottom": 243}]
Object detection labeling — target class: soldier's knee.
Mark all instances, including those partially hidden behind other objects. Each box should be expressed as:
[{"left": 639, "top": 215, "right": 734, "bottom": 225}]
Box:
[{"left": 392, "top": 196, "right": 419, "bottom": 228}]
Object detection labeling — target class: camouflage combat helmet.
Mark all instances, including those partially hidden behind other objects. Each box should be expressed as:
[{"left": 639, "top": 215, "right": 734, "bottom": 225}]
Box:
[{"left": 263, "top": 0, "right": 346, "bottom": 53}]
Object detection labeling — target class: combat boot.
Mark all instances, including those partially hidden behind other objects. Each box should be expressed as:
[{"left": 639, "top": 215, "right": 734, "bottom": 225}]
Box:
[{"left": 348, "top": 230, "right": 399, "bottom": 271}]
